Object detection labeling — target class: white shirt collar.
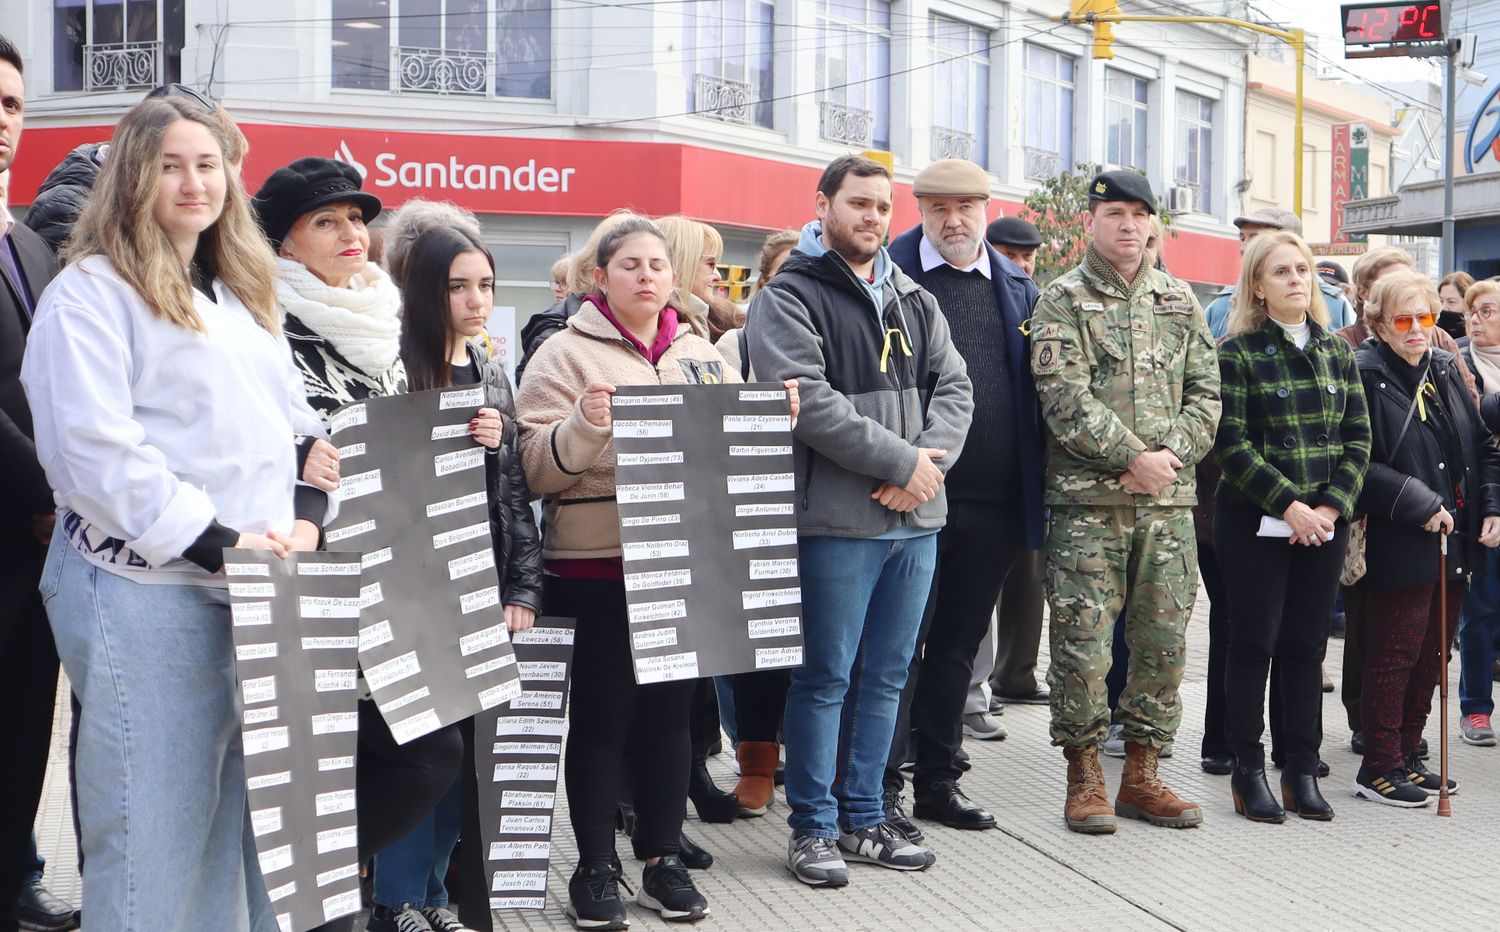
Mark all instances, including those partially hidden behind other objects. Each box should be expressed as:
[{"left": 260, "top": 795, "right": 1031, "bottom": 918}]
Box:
[
  {"left": 919, "top": 235, "right": 991, "bottom": 279},
  {"left": 0, "top": 201, "right": 14, "bottom": 240}
]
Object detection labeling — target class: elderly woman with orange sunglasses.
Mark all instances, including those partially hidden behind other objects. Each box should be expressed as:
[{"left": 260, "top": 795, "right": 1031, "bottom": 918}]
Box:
[{"left": 1350, "top": 271, "right": 1500, "bottom": 808}]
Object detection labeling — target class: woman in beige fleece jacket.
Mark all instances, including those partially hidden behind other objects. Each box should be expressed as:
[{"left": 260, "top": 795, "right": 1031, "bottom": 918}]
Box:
[{"left": 517, "top": 216, "right": 797, "bottom": 929}]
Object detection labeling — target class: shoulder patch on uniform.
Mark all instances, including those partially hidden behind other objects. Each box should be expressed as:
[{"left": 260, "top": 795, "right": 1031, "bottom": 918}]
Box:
[
  {"left": 1159, "top": 291, "right": 1187, "bottom": 303},
  {"left": 1080, "top": 301, "right": 1104, "bottom": 312},
  {"left": 1032, "top": 337, "right": 1063, "bottom": 376},
  {"left": 1032, "top": 321, "right": 1062, "bottom": 341}
]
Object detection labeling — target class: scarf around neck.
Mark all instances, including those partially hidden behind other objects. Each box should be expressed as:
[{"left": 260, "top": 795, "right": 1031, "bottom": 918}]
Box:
[
  {"left": 1085, "top": 244, "right": 1147, "bottom": 299},
  {"left": 276, "top": 257, "right": 403, "bottom": 374},
  {"left": 1470, "top": 340, "right": 1500, "bottom": 397}
]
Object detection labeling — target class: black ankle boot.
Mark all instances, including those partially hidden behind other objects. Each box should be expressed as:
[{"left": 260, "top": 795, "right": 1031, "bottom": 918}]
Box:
[
  {"left": 1231, "top": 764, "right": 1286, "bottom": 823},
  {"left": 688, "top": 761, "right": 740, "bottom": 823},
  {"left": 1280, "top": 768, "right": 1334, "bottom": 821}
]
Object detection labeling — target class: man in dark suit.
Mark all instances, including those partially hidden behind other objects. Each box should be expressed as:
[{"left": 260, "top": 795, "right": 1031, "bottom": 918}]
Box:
[
  {"left": 0, "top": 33, "right": 78, "bottom": 932},
  {"left": 881, "top": 160, "right": 1044, "bottom": 834}
]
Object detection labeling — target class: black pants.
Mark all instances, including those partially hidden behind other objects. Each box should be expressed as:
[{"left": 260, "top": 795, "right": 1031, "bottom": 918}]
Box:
[
  {"left": 885, "top": 502, "right": 1021, "bottom": 792},
  {"left": 549, "top": 577, "right": 693, "bottom": 863},
  {"left": 990, "top": 549, "right": 1045, "bottom": 696},
  {"left": 1199, "top": 543, "right": 1231, "bottom": 758},
  {"left": 689, "top": 679, "right": 722, "bottom": 761},
  {"left": 1215, "top": 502, "right": 1345, "bottom": 772},
  {"left": 732, "top": 669, "right": 788, "bottom": 743},
  {"left": 1341, "top": 582, "right": 1370, "bottom": 732},
  {"left": 0, "top": 547, "right": 59, "bottom": 907}
]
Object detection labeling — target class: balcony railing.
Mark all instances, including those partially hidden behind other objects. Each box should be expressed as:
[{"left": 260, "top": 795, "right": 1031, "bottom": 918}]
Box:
[
  {"left": 1023, "top": 146, "right": 1063, "bottom": 182},
  {"left": 84, "top": 41, "right": 162, "bottom": 92},
  {"left": 394, "top": 46, "right": 493, "bottom": 96},
  {"left": 931, "top": 126, "right": 977, "bottom": 162},
  {"left": 695, "top": 73, "right": 753, "bottom": 126},
  {"left": 819, "top": 100, "right": 874, "bottom": 147}
]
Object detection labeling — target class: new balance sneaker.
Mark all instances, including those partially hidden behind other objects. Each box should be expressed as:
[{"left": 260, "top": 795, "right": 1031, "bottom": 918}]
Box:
[
  {"left": 787, "top": 835, "right": 849, "bottom": 888},
  {"left": 419, "top": 907, "right": 476, "bottom": 932},
  {"left": 639, "top": 855, "right": 709, "bottom": 922},
  {"left": 882, "top": 790, "right": 924, "bottom": 844},
  {"left": 1351, "top": 766, "right": 1429, "bottom": 808},
  {"left": 1102, "top": 722, "right": 1126, "bottom": 758},
  {"left": 837, "top": 821, "right": 936, "bottom": 872},
  {"left": 961, "top": 711, "right": 1007, "bottom": 741},
  {"left": 566, "top": 859, "right": 631, "bottom": 930},
  {"left": 1461, "top": 713, "right": 1497, "bottom": 747},
  {"left": 1404, "top": 754, "right": 1458, "bottom": 794},
  {"left": 365, "top": 905, "right": 434, "bottom": 932}
]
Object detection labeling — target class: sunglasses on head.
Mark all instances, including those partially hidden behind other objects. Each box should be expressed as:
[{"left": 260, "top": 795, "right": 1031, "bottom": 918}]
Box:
[{"left": 1390, "top": 312, "right": 1437, "bottom": 332}]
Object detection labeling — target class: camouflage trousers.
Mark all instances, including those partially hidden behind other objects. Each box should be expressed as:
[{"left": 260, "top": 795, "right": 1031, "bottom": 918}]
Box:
[{"left": 1044, "top": 505, "right": 1197, "bottom": 749}]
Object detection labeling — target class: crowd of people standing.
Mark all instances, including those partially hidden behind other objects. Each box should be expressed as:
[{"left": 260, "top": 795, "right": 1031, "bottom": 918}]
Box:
[{"left": 3, "top": 30, "right": 1499, "bottom": 932}]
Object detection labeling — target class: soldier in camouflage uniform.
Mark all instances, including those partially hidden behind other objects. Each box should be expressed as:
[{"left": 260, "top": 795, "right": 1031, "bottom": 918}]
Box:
[{"left": 1030, "top": 171, "right": 1221, "bottom": 834}]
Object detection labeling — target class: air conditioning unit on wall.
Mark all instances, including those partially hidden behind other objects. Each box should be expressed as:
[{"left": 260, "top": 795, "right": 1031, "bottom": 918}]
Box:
[{"left": 1169, "top": 186, "right": 1197, "bottom": 213}]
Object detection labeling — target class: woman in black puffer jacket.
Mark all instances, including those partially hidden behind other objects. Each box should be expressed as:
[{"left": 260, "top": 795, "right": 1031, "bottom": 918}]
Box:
[{"left": 1351, "top": 270, "right": 1500, "bottom": 809}]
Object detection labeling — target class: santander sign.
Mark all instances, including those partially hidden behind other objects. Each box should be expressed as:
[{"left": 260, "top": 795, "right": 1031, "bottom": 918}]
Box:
[{"left": 331, "top": 139, "right": 577, "bottom": 194}]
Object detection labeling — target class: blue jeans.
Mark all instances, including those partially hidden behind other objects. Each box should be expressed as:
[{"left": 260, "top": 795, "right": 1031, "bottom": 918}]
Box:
[
  {"left": 1459, "top": 546, "right": 1500, "bottom": 716},
  {"left": 39, "top": 531, "right": 274, "bottom": 931},
  {"left": 784, "top": 534, "right": 936, "bottom": 840},
  {"left": 372, "top": 773, "right": 462, "bottom": 909}
]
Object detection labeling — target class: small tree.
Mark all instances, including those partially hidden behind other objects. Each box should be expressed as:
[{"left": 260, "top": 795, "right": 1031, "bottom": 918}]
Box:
[{"left": 1020, "top": 162, "right": 1174, "bottom": 288}]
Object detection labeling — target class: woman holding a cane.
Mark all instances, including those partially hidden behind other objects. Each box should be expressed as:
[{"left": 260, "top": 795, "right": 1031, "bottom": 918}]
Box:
[{"left": 1352, "top": 270, "right": 1500, "bottom": 807}]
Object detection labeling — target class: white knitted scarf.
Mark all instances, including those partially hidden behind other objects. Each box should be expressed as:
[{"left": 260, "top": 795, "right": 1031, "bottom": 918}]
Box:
[{"left": 276, "top": 258, "right": 402, "bottom": 373}]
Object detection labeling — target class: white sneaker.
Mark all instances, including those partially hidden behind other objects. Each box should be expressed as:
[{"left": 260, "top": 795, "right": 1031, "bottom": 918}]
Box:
[
  {"left": 1102, "top": 722, "right": 1126, "bottom": 758},
  {"left": 961, "top": 711, "right": 1007, "bottom": 741}
]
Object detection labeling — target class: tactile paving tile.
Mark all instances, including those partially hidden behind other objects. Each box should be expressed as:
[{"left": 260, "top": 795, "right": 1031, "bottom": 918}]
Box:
[{"left": 33, "top": 580, "right": 1500, "bottom": 930}]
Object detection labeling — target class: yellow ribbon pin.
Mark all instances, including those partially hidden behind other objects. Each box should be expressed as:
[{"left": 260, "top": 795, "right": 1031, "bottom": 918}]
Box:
[{"left": 880, "top": 327, "right": 913, "bottom": 373}]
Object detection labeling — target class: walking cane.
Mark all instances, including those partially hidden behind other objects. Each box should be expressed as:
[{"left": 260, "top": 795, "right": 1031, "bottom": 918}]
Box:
[{"left": 1438, "top": 530, "right": 1452, "bottom": 818}]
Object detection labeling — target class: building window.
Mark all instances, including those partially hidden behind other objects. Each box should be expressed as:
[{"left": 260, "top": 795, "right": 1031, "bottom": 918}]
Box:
[
  {"left": 53, "top": 0, "right": 186, "bottom": 92},
  {"left": 816, "top": 0, "right": 891, "bottom": 149},
  {"left": 685, "top": 0, "right": 774, "bottom": 129},
  {"left": 928, "top": 16, "right": 989, "bottom": 167},
  {"left": 332, "top": 0, "right": 551, "bottom": 99},
  {"left": 1104, "top": 69, "right": 1148, "bottom": 170},
  {"left": 1174, "top": 91, "right": 1213, "bottom": 213},
  {"left": 1022, "top": 43, "right": 1074, "bottom": 181}
]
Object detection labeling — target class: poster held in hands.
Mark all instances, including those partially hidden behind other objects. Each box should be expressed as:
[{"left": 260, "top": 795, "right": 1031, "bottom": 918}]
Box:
[
  {"left": 611, "top": 383, "right": 805, "bottom": 684},
  {"left": 474, "top": 616, "right": 576, "bottom": 911},
  {"left": 226, "top": 549, "right": 363, "bottom": 932},
  {"left": 325, "top": 388, "right": 523, "bottom": 744}
]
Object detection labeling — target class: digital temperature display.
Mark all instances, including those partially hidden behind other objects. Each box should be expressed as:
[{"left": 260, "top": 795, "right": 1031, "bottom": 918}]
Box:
[{"left": 1342, "top": 2, "right": 1444, "bottom": 46}]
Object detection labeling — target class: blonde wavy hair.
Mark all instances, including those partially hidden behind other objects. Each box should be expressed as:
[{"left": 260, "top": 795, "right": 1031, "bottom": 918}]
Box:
[
  {"left": 1226, "top": 230, "right": 1329, "bottom": 337},
  {"left": 1363, "top": 269, "right": 1440, "bottom": 331},
  {"left": 65, "top": 97, "right": 278, "bottom": 332}
]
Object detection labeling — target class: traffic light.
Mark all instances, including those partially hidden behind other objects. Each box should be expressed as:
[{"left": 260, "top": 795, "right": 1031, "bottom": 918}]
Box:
[
  {"left": 717, "top": 265, "right": 753, "bottom": 302},
  {"left": 1067, "top": 0, "right": 1118, "bottom": 60}
]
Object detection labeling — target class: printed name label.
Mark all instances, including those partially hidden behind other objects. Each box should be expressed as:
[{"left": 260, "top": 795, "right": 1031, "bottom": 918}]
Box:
[
  {"left": 364, "top": 651, "right": 421, "bottom": 691},
  {"left": 431, "top": 423, "right": 470, "bottom": 441},
  {"left": 251, "top": 809, "right": 283, "bottom": 838},
  {"left": 243, "top": 705, "right": 279, "bottom": 725},
  {"left": 242, "top": 674, "right": 277, "bottom": 705},
  {"left": 495, "top": 717, "right": 567, "bottom": 737},
  {"left": 635, "top": 651, "right": 700, "bottom": 684},
  {"left": 297, "top": 561, "right": 362, "bottom": 576},
  {"left": 311, "top": 711, "right": 359, "bottom": 735},
  {"left": 465, "top": 655, "right": 518, "bottom": 679},
  {"left": 489, "top": 841, "right": 551, "bottom": 861},
  {"left": 314, "top": 669, "right": 357, "bottom": 692},
  {"left": 748, "top": 616, "right": 802, "bottom": 639},
  {"left": 315, "top": 790, "right": 357, "bottom": 817},
  {"left": 624, "top": 569, "right": 692, "bottom": 592},
  {"left": 316, "top": 826, "right": 358, "bottom": 854},
  {"left": 499, "top": 814, "right": 553, "bottom": 834},
  {"left": 338, "top": 468, "right": 382, "bottom": 501},
  {"left": 325, "top": 519, "right": 375, "bottom": 543},
  {"left": 225, "top": 563, "right": 270, "bottom": 576},
  {"left": 739, "top": 389, "right": 787, "bottom": 402},
  {"left": 329, "top": 404, "right": 366, "bottom": 433},
  {"left": 628, "top": 599, "right": 687, "bottom": 624},
  {"left": 236, "top": 642, "right": 278, "bottom": 661},
  {"left": 729, "top": 445, "right": 793, "bottom": 457},
  {"left": 360, "top": 547, "right": 393, "bottom": 569},
  {"left": 434, "top": 521, "right": 490, "bottom": 550},
  {"left": 756, "top": 645, "right": 804, "bottom": 668},
  {"left": 493, "top": 762, "right": 559, "bottom": 782},
  {"left": 318, "top": 756, "right": 355, "bottom": 771},
  {"left": 508, "top": 691, "right": 563, "bottom": 710},
  {"left": 743, "top": 587, "right": 803, "bottom": 610},
  {"left": 229, "top": 582, "right": 275, "bottom": 599},
  {"left": 633, "top": 627, "right": 678, "bottom": 650},
  {"left": 248, "top": 771, "right": 292, "bottom": 790},
  {"left": 478, "top": 680, "right": 524, "bottom": 709},
  {"left": 749, "top": 558, "right": 799, "bottom": 580},
  {"left": 439, "top": 387, "right": 485, "bottom": 409},
  {"left": 500, "top": 791, "right": 556, "bottom": 809},
  {"left": 435, "top": 447, "right": 486, "bottom": 476},
  {"left": 258, "top": 842, "right": 293, "bottom": 874},
  {"left": 231, "top": 600, "right": 273, "bottom": 627},
  {"left": 727, "top": 473, "right": 795, "bottom": 495},
  {"left": 379, "top": 686, "right": 431, "bottom": 714},
  {"left": 316, "top": 864, "right": 360, "bottom": 888},
  {"left": 614, "top": 394, "right": 683, "bottom": 406},
  {"left": 621, "top": 539, "right": 690, "bottom": 561},
  {"left": 449, "top": 549, "right": 497, "bottom": 580},
  {"left": 301, "top": 636, "right": 359, "bottom": 650},
  {"left": 461, "top": 586, "right": 501, "bottom": 614},
  {"left": 617, "top": 451, "right": 685, "bottom": 467},
  {"left": 460, "top": 623, "right": 509, "bottom": 656},
  {"left": 427, "top": 492, "right": 487, "bottom": 517},
  {"left": 620, "top": 513, "right": 681, "bottom": 528},
  {"left": 243, "top": 726, "right": 290, "bottom": 756},
  {"left": 511, "top": 626, "right": 575, "bottom": 646},
  {"left": 299, "top": 596, "right": 361, "bottom": 619},
  {"left": 360, "top": 619, "right": 394, "bottom": 651},
  {"left": 336, "top": 442, "right": 365, "bottom": 459},
  {"left": 493, "top": 741, "right": 560, "bottom": 756},
  {"left": 613, "top": 419, "right": 673, "bottom": 438},
  {"left": 390, "top": 709, "right": 443, "bottom": 744},
  {"left": 517, "top": 660, "right": 567, "bottom": 681},
  {"left": 723, "top": 414, "right": 791, "bottom": 432},
  {"left": 490, "top": 870, "right": 548, "bottom": 891},
  {"left": 617, "top": 482, "right": 685, "bottom": 504},
  {"left": 732, "top": 527, "right": 798, "bottom": 550}
]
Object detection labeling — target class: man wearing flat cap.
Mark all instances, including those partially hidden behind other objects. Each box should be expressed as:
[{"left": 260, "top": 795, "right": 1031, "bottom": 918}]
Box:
[
  {"left": 881, "top": 159, "right": 1044, "bottom": 834},
  {"left": 1201, "top": 207, "right": 1355, "bottom": 339},
  {"left": 986, "top": 217, "right": 1041, "bottom": 278},
  {"left": 1030, "top": 170, "right": 1220, "bottom": 834}
]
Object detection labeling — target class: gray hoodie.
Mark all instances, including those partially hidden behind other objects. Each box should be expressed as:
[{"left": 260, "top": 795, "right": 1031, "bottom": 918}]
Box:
[{"left": 745, "top": 222, "right": 973, "bottom": 539}]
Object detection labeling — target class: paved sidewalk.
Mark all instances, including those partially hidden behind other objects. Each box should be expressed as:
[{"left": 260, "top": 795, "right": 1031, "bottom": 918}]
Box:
[{"left": 31, "top": 584, "right": 1500, "bottom": 931}]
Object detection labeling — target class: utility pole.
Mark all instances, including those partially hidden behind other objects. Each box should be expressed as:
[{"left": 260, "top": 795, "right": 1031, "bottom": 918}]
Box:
[
  {"left": 1059, "top": 3, "right": 1308, "bottom": 217},
  {"left": 1441, "top": 37, "right": 1456, "bottom": 271}
]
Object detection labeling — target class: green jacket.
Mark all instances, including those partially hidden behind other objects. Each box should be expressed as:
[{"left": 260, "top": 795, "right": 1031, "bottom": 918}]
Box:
[{"left": 1030, "top": 247, "right": 1221, "bottom": 506}]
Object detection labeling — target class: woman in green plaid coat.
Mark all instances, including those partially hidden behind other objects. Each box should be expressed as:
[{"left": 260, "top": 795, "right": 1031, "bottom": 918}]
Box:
[{"left": 1212, "top": 230, "right": 1371, "bottom": 824}]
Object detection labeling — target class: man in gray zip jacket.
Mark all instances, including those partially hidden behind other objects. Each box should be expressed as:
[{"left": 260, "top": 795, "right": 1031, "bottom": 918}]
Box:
[{"left": 745, "top": 154, "right": 973, "bottom": 888}]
